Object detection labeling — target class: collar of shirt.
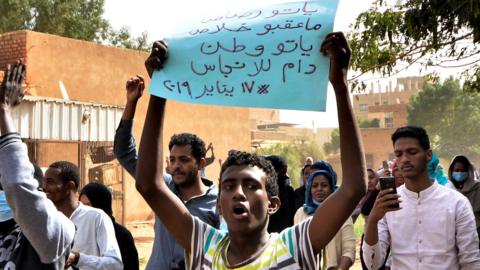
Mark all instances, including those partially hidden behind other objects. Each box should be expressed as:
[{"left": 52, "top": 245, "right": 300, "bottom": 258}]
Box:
[
  {"left": 168, "top": 177, "right": 218, "bottom": 203},
  {"left": 402, "top": 180, "right": 437, "bottom": 200}
]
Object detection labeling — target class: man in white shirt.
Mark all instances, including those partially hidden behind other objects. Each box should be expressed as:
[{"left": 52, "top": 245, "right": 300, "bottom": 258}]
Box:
[
  {"left": 43, "top": 161, "right": 123, "bottom": 270},
  {"left": 363, "top": 126, "right": 480, "bottom": 269}
]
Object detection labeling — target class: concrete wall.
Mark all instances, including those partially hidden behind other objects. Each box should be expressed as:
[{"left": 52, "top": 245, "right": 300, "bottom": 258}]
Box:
[
  {"left": 35, "top": 141, "right": 79, "bottom": 166},
  {"left": 360, "top": 128, "right": 396, "bottom": 169},
  {"left": 1, "top": 30, "right": 251, "bottom": 222},
  {"left": 324, "top": 128, "right": 396, "bottom": 182}
]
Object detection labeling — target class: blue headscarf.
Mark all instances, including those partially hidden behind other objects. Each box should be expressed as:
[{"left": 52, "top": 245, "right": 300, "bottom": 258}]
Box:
[
  {"left": 428, "top": 153, "right": 448, "bottom": 185},
  {"left": 0, "top": 191, "right": 13, "bottom": 222},
  {"left": 311, "top": 161, "right": 337, "bottom": 185},
  {"left": 303, "top": 167, "right": 337, "bottom": 215}
]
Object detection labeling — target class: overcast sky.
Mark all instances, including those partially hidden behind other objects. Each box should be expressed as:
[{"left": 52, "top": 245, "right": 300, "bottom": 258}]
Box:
[{"left": 103, "top": 0, "right": 373, "bottom": 128}]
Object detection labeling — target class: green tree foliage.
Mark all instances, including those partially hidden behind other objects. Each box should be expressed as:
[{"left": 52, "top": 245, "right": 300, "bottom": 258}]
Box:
[
  {"left": 349, "top": 0, "right": 480, "bottom": 90},
  {"left": 0, "top": 0, "right": 150, "bottom": 51},
  {"left": 106, "top": 27, "right": 150, "bottom": 51},
  {"left": 257, "top": 141, "right": 324, "bottom": 188},
  {"left": 0, "top": 0, "right": 32, "bottom": 32},
  {"left": 357, "top": 117, "right": 380, "bottom": 128},
  {"left": 407, "top": 78, "right": 480, "bottom": 159},
  {"left": 323, "top": 128, "right": 340, "bottom": 156},
  {"left": 0, "top": 0, "right": 109, "bottom": 41}
]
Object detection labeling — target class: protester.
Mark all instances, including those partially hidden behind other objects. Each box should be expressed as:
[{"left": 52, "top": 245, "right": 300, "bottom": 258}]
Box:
[
  {"left": 265, "top": 155, "right": 296, "bottom": 233},
  {"left": 305, "top": 156, "right": 314, "bottom": 166},
  {"left": 377, "top": 160, "right": 392, "bottom": 177},
  {"left": 363, "top": 126, "right": 480, "bottom": 269},
  {"left": 201, "top": 142, "right": 215, "bottom": 177},
  {"left": 448, "top": 155, "right": 480, "bottom": 243},
  {"left": 294, "top": 164, "right": 312, "bottom": 210},
  {"left": 113, "top": 57, "right": 219, "bottom": 268},
  {"left": 391, "top": 160, "right": 405, "bottom": 187},
  {"left": 294, "top": 169, "right": 355, "bottom": 270},
  {"left": 43, "top": 161, "right": 123, "bottom": 269},
  {"left": 359, "top": 169, "right": 381, "bottom": 223},
  {"left": 135, "top": 32, "right": 366, "bottom": 269},
  {"left": 359, "top": 169, "right": 389, "bottom": 270},
  {"left": 80, "top": 182, "right": 139, "bottom": 270},
  {"left": 0, "top": 60, "right": 75, "bottom": 269}
]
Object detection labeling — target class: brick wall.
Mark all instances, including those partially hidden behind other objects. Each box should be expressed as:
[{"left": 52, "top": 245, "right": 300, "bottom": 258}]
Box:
[{"left": 0, "top": 31, "right": 27, "bottom": 68}]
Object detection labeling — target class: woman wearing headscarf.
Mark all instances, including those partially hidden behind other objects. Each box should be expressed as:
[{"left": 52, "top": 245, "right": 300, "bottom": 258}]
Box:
[
  {"left": 358, "top": 169, "right": 390, "bottom": 270},
  {"left": 448, "top": 155, "right": 480, "bottom": 244},
  {"left": 294, "top": 164, "right": 355, "bottom": 270},
  {"left": 80, "top": 182, "right": 139, "bottom": 270},
  {"left": 294, "top": 164, "right": 313, "bottom": 210}
]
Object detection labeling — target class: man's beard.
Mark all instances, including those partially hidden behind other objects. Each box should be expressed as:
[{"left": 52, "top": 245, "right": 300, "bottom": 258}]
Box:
[{"left": 174, "top": 167, "right": 198, "bottom": 188}]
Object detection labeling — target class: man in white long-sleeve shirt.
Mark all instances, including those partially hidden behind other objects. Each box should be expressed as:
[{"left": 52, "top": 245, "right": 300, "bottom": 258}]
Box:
[
  {"left": 363, "top": 126, "right": 480, "bottom": 269},
  {"left": 43, "top": 160, "right": 123, "bottom": 270},
  {"left": 0, "top": 61, "right": 76, "bottom": 269}
]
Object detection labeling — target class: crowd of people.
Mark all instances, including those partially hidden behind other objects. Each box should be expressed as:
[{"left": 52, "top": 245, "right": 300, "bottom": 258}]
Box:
[{"left": 1, "top": 32, "right": 480, "bottom": 270}]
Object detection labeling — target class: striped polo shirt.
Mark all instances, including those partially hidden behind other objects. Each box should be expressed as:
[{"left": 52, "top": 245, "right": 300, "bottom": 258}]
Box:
[{"left": 186, "top": 216, "right": 317, "bottom": 269}]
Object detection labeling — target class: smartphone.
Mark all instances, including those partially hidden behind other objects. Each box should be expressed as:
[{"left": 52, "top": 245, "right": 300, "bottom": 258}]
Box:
[{"left": 379, "top": 176, "right": 400, "bottom": 209}]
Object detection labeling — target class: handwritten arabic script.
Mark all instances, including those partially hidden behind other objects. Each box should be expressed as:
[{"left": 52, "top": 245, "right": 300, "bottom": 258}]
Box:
[{"left": 150, "top": 0, "right": 340, "bottom": 111}]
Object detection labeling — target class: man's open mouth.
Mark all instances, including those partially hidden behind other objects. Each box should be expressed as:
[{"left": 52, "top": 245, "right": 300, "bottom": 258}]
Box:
[{"left": 233, "top": 206, "right": 246, "bottom": 215}]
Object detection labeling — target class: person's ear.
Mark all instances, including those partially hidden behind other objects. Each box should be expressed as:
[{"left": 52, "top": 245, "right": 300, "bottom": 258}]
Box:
[
  {"left": 426, "top": 149, "right": 433, "bottom": 162},
  {"left": 267, "top": 196, "right": 281, "bottom": 215},
  {"left": 67, "top": 180, "right": 76, "bottom": 191}
]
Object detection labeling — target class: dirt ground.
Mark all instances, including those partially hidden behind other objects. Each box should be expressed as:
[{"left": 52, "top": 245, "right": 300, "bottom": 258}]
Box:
[{"left": 128, "top": 221, "right": 364, "bottom": 270}]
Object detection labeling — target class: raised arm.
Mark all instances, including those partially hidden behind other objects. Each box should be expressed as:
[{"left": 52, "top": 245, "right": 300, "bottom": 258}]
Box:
[
  {"left": 135, "top": 41, "right": 193, "bottom": 252},
  {"left": 308, "top": 32, "right": 367, "bottom": 252},
  {"left": 205, "top": 143, "right": 215, "bottom": 166},
  {"left": 113, "top": 75, "right": 145, "bottom": 177},
  {"left": 0, "top": 61, "right": 75, "bottom": 264}
]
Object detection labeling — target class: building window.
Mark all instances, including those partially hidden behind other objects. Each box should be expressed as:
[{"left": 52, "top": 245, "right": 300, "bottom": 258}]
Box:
[
  {"left": 359, "top": 104, "right": 368, "bottom": 112},
  {"left": 385, "top": 112, "right": 394, "bottom": 128}
]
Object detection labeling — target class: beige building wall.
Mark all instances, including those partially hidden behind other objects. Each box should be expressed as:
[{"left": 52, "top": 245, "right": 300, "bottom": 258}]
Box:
[
  {"left": 249, "top": 108, "right": 280, "bottom": 125},
  {"left": 349, "top": 77, "right": 425, "bottom": 168},
  {"left": 353, "top": 77, "right": 424, "bottom": 120},
  {"left": 360, "top": 128, "right": 397, "bottom": 169},
  {"left": 1, "top": 30, "right": 251, "bottom": 222}
]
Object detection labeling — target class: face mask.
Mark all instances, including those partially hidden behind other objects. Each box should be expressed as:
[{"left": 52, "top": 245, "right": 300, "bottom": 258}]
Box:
[
  {"left": 452, "top": 172, "right": 468, "bottom": 182},
  {"left": 0, "top": 191, "right": 13, "bottom": 222}
]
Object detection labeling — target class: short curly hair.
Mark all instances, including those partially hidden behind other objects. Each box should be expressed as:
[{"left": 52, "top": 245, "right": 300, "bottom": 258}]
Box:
[
  {"left": 168, "top": 133, "right": 206, "bottom": 163},
  {"left": 219, "top": 151, "right": 278, "bottom": 197},
  {"left": 48, "top": 161, "right": 80, "bottom": 190}
]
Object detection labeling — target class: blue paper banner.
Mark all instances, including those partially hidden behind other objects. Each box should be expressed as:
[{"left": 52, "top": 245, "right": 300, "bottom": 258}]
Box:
[{"left": 149, "top": 0, "right": 340, "bottom": 111}]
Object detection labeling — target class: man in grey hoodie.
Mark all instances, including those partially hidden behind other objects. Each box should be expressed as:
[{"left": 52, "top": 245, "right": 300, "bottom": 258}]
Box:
[{"left": 0, "top": 61, "right": 75, "bottom": 269}]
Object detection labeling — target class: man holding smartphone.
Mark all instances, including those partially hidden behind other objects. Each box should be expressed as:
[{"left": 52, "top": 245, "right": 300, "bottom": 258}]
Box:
[{"left": 363, "top": 126, "right": 480, "bottom": 270}]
